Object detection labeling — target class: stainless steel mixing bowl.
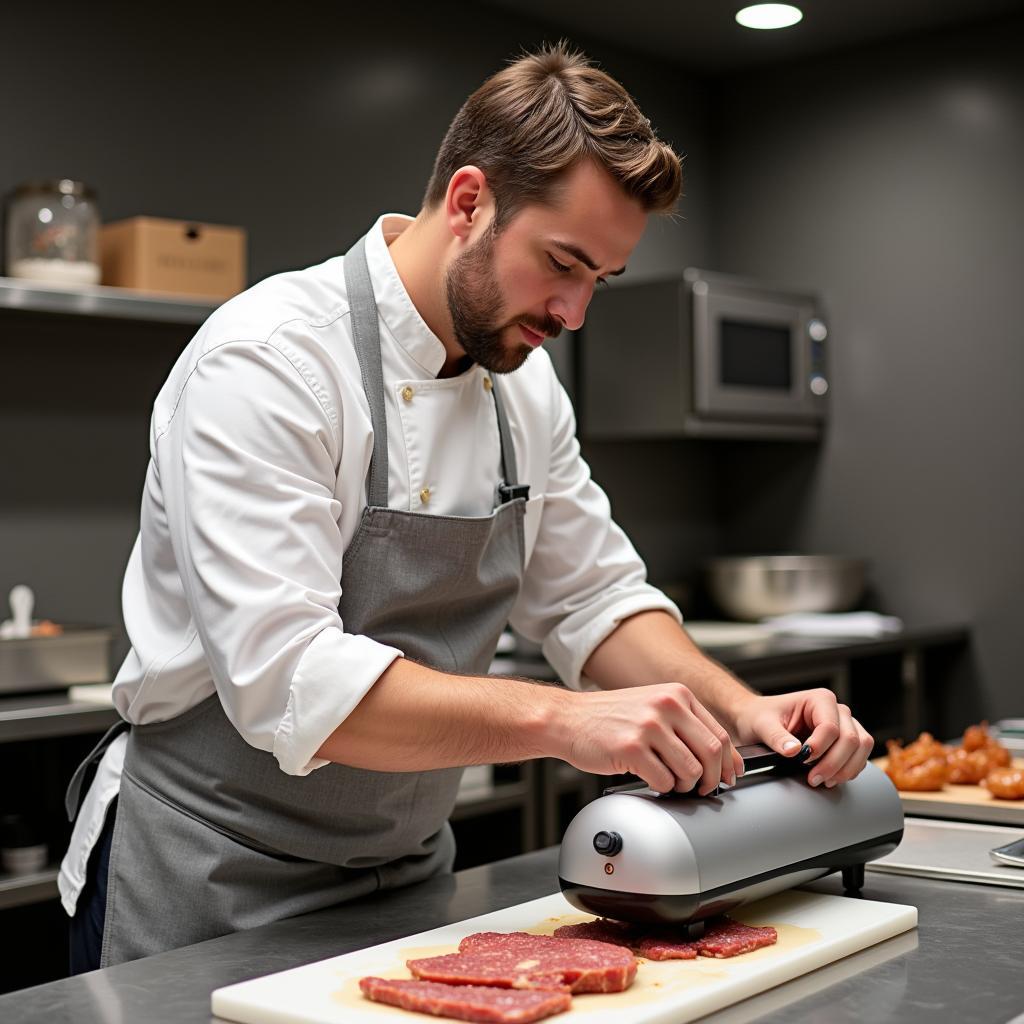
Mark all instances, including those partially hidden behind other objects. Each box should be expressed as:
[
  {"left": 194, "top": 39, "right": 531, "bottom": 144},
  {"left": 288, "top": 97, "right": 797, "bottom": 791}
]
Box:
[{"left": 705, "top": 555, "right": 867, "bottom": 621}]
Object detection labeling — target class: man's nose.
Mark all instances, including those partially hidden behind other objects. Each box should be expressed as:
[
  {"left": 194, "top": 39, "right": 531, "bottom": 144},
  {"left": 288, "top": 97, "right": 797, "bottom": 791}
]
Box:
[{"left": 548, "top": 281, "right": 592, "bottom": 332}]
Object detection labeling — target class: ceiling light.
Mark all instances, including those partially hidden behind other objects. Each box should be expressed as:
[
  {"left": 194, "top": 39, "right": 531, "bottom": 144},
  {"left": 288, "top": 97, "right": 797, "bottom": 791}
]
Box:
[{"left": 735, "top": 4, "right": 803, "bottom": 30}]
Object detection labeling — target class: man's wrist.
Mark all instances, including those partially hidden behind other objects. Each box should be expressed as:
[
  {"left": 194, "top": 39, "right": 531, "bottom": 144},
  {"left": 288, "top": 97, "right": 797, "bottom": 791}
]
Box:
[
  {"left": 524, "top": 684, "right": 574, "bottom": 761},
  {"left": 689, "top": 662, "right": 758, "bottom": 736},
  {"left": 716, "top": 684, "right": 759, "bottom": 736}
]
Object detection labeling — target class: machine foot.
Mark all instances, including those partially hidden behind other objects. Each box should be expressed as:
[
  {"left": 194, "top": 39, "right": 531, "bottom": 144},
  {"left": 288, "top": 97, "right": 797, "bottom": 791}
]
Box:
[
  {"left": 842, "top": 863, "right": 866, "bottom": 893},
  {"left": 684, "top": 920, "right": 706, "bottom": 940}
]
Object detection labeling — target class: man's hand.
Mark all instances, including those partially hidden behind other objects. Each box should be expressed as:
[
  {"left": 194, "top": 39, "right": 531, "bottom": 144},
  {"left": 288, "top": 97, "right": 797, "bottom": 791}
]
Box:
[
  {"left": 730, "top": 689, "right": 874, "bottom": 787},
  {"left": 547, "top": 682, "right": 744, "bottom": 795}
]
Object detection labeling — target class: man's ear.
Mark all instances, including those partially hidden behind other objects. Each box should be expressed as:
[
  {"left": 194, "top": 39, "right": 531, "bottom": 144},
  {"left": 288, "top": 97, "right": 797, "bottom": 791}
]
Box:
[{"left": 444, "top": 166, "right": 492, "bottom": 242}]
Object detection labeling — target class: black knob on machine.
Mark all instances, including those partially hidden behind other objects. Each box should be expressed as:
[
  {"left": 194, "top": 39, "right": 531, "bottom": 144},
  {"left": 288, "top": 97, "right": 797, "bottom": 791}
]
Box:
[{"left": 593, "top": 830, "right": 622, "bottom": 856}]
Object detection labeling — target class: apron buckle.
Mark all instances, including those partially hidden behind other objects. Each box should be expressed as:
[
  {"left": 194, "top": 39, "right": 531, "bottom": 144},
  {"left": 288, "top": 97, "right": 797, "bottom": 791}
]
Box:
[{"left": 497, "top": 482, "right": 530, "bottom": 504}]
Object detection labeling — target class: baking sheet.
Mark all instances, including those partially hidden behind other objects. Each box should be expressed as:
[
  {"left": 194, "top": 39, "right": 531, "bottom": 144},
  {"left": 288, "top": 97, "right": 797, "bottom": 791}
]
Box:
[
  {"left": 868, "top": 817, "right": 1024, "bottom": 888},
  {"left": 872, "top": 756, "right": 1024, "bottom": 826}
]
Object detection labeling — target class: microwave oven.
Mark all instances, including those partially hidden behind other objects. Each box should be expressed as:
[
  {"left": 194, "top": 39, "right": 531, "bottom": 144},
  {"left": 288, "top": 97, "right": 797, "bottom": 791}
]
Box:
[{"left": 579, "top": 268, "right": 829, "bottom": 440}]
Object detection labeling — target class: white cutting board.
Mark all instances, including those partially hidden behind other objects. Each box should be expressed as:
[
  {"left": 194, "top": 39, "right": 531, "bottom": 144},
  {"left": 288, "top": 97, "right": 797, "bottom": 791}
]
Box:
[{"left": 211, "top": 889, "right": 916, "bottom": 1024}]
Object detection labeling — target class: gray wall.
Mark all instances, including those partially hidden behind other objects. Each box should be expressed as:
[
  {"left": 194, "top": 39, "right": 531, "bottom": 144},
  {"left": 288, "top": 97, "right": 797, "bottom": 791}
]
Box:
[
  {"left": 709, "top": 15, "right": 1024, "bottom": 717},
  {"left": 3, "top": 5, "right": 1019, "bottom": 721},
  {"left": 0, "top": 4, "right": 712, "bottom": 666}
]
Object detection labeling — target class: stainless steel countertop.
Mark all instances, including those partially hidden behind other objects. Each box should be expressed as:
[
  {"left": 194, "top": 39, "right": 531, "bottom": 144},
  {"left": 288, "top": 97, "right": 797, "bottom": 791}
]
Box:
[{"left": 1, "top": 845, "right": 1021, "bottom": 1023}]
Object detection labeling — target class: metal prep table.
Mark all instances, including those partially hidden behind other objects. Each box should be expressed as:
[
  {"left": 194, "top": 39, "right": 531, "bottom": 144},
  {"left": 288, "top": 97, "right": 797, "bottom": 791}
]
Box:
[{"left": 1, "top": 844, "right": 1021, "bottom": 1024}]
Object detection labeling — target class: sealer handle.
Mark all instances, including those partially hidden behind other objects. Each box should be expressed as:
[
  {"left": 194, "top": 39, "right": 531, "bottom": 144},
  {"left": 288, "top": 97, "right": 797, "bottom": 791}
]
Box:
[
  {"left": 601, "top": 742, "right": 811, "bottom": 796},
  {"left": 738, "top": 742, "right": 812, "bottom": 774}
]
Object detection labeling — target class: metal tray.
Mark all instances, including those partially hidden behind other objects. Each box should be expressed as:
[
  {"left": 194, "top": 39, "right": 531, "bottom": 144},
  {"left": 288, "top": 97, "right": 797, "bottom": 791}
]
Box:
[
  {"left": 0, "top": 626, "right": 112, "bottom": 694},
  {"left": 867, "top": 817, "right": 1024, "bottom": 888}
]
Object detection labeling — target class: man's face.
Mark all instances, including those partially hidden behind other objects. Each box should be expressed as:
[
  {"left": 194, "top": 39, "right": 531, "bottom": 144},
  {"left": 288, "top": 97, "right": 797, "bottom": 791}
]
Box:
[{"left": 444, "top": 159, "right": 648, "bottom": 374}]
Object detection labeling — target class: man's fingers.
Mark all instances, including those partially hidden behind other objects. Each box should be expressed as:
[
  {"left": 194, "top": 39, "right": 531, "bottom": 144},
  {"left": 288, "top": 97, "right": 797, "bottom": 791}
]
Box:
[
  {"left": 650, "top": 735, "right": 707, "bottom": 794},
  {"left": 687, "top": 699, "right": 739, "bottom": 788},
  {"left": 669, "top": 711, "right": 727, "bottom": 794},
  {"left": 635, "top": 751, "right": 685, "bottom": 794},
  {"left": 817, "top": 713, "right": 874, "bottom": 786},
  {"left": 642, "top": 684, "right": 732, "bottom": 794},
  {"left": 807, "top": 705, "right": 864, "bottom": 786},
  {"left": 800, "top": 690, "right": 843, "bottom": 768},
  {"left": 830, "top": 724, "right": 874, "bottom": 784}
]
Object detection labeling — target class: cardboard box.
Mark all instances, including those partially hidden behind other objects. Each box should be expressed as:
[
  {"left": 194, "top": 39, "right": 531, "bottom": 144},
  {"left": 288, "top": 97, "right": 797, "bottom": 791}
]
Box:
[{"left": 100, "top": 216, "right": 247, "bottom": 300}]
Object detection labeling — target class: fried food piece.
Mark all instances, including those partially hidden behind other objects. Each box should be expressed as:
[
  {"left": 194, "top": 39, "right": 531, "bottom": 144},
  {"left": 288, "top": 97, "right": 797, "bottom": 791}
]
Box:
[
  {"left": 885, "top": 739, "right": 949, "bottom": 791},
  {"left": 962, "top": 723, "right": 992, "bottom": 752},
  {"left": 954, "top": 722, "right": 1011, "bottom": 777},
  {"left": 983, "top": 742, "right": 1011, "bottom": 769},
  {"left": 983, "top": 767, "right": 1024, "bottom": 800},
  {"left": 901, "top": 732, "right": 950, "bottom": 766},
  {"left": 887, "top": 725, "right": 1012, "bottom": 792},
  {"left": 947, "top": 747, "right": 993, "bottom": 785}
]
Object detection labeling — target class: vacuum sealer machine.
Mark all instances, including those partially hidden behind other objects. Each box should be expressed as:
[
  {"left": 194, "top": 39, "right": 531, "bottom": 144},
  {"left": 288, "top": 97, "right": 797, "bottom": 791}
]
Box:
[{"left": 559, "top": 744, "right": 904, "bottom": 928}]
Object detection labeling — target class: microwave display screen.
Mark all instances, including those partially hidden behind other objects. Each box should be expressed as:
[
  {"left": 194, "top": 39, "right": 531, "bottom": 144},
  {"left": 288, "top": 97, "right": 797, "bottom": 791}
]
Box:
[{"left": 719, "top": 319, "right": 792, "bottom": 390}]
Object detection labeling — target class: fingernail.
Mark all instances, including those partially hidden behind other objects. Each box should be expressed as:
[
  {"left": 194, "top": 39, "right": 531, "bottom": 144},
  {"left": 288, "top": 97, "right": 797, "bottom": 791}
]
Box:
[
  {"left": 782, "top": 739, "right": 800, "bottom": 753},
  {"left": 825, "top": 779, "right": 837, "bottom": 789},
  {"left": 810, "top": 774, "right": 823, "bottom": 787}
]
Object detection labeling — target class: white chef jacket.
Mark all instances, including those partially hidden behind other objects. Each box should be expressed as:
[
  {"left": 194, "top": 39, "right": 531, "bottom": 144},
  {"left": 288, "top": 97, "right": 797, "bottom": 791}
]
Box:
[{"left": 59, "top": 214, "right": 680, "bottom": 915}]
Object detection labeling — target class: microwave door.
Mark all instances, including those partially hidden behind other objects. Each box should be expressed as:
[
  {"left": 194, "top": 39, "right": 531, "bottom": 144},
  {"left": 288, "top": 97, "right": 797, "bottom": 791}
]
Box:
[{"left": 694, "top": 292, "right": 819, "bottom": 421}]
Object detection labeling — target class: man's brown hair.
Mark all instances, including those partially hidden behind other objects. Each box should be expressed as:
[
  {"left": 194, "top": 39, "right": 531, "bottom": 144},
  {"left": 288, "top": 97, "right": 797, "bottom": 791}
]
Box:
[{"left": 424, "top": 42, "right": 682, "bottom": 226}]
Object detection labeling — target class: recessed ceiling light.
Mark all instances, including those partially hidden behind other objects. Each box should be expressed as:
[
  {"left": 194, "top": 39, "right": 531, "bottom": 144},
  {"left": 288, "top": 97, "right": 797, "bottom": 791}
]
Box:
[{"left": 735, "top": 4, "right": 803, "bottom": 30}]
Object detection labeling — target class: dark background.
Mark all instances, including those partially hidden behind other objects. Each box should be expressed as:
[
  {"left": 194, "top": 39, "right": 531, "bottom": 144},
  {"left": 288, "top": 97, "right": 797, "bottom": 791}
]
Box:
[{"left": 1, "top": 1, "right": 1021, "bottom": 723}]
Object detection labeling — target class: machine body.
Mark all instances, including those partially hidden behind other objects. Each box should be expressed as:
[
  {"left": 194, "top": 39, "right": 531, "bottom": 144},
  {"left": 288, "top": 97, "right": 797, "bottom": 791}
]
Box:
[{"left": 558, "top": 752, "right": 904, "bottom": 925}]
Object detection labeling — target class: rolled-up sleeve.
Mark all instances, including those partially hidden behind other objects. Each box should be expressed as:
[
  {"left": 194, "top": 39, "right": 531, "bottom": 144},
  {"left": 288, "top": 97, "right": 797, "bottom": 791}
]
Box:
[
  {"left": 159, "top": 339, "right": 401, "bottom": 775},
  {"left": 509, "top": 373, "right": 681, "bottom": 691}
]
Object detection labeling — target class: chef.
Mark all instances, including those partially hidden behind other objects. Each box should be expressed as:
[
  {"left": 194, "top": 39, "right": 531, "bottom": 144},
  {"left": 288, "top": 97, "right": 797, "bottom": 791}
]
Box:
[{"left": 61, "top": 43, "right": 873, "bottom": 971}]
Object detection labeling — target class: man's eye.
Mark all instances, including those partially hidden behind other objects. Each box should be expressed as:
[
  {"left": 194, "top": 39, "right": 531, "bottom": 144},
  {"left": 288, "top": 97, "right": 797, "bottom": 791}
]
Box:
[
  {"left": 547, "top": 254, "right": 572, "bottom": 274},
  {"left": 596, "top": 277, "right": 608, "bottom": 287}
]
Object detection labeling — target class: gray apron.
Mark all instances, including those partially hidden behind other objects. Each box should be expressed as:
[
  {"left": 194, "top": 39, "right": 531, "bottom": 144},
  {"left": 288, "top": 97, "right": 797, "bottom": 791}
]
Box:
[{"left": 71, "top": 235, "right": 528, "bottom": 966}]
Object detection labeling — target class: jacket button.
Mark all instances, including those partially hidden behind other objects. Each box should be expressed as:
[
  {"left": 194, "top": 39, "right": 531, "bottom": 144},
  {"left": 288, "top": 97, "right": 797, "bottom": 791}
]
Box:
[
  {"left": 420, "top": 487, "right": 431, "bottom": 505},
  {"left": 401, "top": 386, "right": 415, "bottom": 402},
  {"left": 483, "top": 376, "right": 493, "bottom": 392}
]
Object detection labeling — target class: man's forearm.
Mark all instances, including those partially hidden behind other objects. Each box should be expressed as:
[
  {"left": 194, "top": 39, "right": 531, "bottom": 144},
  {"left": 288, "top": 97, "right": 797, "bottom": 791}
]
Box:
[
  {"left": 315, "top": 657, "right": 563, "bottom": 771},
  {"left": 581, "top": 610, "right": 757, "bottom": 733},
  {"left": 318, "top": 623, "right": 764, "bottom": 793}
]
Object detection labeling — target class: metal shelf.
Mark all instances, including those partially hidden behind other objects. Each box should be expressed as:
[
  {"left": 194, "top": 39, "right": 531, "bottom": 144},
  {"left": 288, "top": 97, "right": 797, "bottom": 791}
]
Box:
[
  {"left": 0, "top": 866, "right": 59, "bottom": 911},
  {"left": 0, "top": 692, "right": 119, "bottom": 743},
  {"left": 450, "top": 781, "right": 530, "bottom": 820},
  {"left": 0, "top": 274, "right": 219, "bottom": 326}
]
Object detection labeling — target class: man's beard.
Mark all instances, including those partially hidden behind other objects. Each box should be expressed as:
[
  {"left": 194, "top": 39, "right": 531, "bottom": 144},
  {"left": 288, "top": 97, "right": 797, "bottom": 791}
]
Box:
[{"left": 445, "top": 225, "right": 561, "bottom": 375}]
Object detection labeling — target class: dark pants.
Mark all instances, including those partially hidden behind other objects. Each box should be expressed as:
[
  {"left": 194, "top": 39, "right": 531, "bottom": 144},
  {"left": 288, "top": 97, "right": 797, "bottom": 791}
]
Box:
[{"left": 68, "top": 798, "right": 117, "bottom": 975}]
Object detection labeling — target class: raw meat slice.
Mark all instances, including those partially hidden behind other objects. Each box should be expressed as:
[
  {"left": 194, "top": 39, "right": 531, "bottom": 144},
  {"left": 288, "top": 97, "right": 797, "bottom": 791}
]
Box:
[
  {"left": 409, "top": 932, "right": 636, "bottom": 993},
  {"left": 696, "top": 919, "right": 778, "bottom": 958},
  {"left": 552, "top": 920, "right": 639, "bottom": 946},
  {"left": 554, "top": 916, "right": 777, "bottom": 960},
  {"left": 553, "top": 920, "right": 698, "bottom": 961},
  {"left": 458, "top": 931, "right": 632, "bottom": 954},
  {"left": 634, "top": 933, "right": 699, "bottom": 960},
  {"left": 359, "top": 977, "right": 571, "bottom": 1022}
]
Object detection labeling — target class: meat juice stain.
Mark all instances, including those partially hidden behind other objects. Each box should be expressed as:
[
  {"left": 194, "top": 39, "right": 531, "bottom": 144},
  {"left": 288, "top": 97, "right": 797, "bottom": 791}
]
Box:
[{"left": 333, "top": 975, "right": 393, "bottom": 1014}]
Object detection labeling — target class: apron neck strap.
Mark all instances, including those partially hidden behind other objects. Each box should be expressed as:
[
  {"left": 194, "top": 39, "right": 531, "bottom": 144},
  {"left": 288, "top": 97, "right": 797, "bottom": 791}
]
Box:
[
  {"left": 344, "top": 236, "right": 391, "bottom": 509},
  {"left": 343, "top": 232, "right": 526, "bottom": 508},
  {"left": 489, "top": 374, "right": 526, "bottom": 501}
]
